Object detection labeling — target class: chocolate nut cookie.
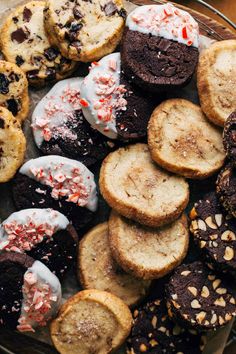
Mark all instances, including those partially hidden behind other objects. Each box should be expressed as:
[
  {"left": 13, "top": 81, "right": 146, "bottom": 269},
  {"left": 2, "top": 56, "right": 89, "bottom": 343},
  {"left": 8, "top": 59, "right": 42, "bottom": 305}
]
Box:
[
  {"left": 127, "top": 298, "right": 206, "bottom": 354},
  {"left": 121, "top": 4, "right": 199, "bottom": 92},
  {"left": 0, "top": 252, "right": 61, "bottom": 332},
  {"left": 99, "top": 144, "right": 189, "bottom": 227},
  {"left": 166, "top": 261, "right": 236, "bottom": 330},
  {"left": 0, "top": 106, "right": 26, "bottom": 183},
  {"left": 148, "top": 99, "right": 225, "bottom": 179},
  {"left": 0, "top": 60, "right": 29, "bottom": 122},
  {"left": 80, "top": 53, "right": 155, "bottom": 140},
  {"left": 0, "top": 1, "right": 77, "bottom": 86},
  {"left": 223, "top": 111, "right": 236, "bottom": 162},
  {"left": 78, "top": 223, "right": 151, "bottom": 306},
  {"left": 0, "top": 209, "right": 78, "bottom": 280},
  {"left": 44, "top": 0, "right": 126, "bottom": 62},
  {"left": 197, "top": 40, "right": 236, "bottom": 127},
  {"left": 190, "top": 192, "right": 236, "bottom": 276},
  {"left": 216, "top": 163, "right": 236, "bottom": 218},
  {"left": 51, "top": 289, "right": 132, "bottom": 354},
  {"left": 108, "top": 211, "right": 189, "bottom": 280},
  {"left": 32, "top": 77, "right": 115, "bottom": 165},
  {"left": 12, "top": 155, "right": 98, "bottom": 232}
]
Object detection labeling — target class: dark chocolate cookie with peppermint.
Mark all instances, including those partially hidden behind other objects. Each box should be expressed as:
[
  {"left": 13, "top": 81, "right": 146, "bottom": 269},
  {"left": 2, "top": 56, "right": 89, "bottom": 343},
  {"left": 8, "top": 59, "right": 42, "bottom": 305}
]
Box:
[
  {"left": 216, "top": 163, "right": 236, "bottom": 217},
  {"left": 190, "top": 192, "right": 236, "bottom": 276},
  {"left": 12, "top": 156, "right": 98, "bottom": 234},
  {"left": 127, "top": 298, "right": 206, "bottom": 354},
  {"left": 0, "top": 252, "right": 61, "bottom": 332},
  {"left": 0, "top": 209, "right": 78, "bottom": 279},
  {"left": 0, "top": 60, "right": 29, "bottom": 122},
  {"left": 223, "top": 111, "right": 236, "bottom": 162},
  {"left": 80, "top": 53, "right": 155, "bottom": 140},
  {"left": 166, "top": 261, "right": 236, "bottom": 331},
  {"left": 0, "top": 1, "right": 77, "bottom": 87},
  {"left": 44, "top": 0, "right": 126, "bottom": 62},
  {"left": 32, "top": 78, "right": 115, "bottom": 166},
  {"left": 121, "top": 4, "right": 199, "bottom": 92}
]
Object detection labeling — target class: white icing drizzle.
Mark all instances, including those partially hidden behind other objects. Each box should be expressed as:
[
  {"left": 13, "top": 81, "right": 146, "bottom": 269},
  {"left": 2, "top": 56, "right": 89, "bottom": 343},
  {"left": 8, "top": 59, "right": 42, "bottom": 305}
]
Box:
[
  {"left": 17, "top": 260, "right": 61, "bottom": 332},
  {"left": 19, "top": 156, "right": 98, "bottom": 212},
  {"left": 31, "top": 78, "right": 84, "bottom": 147},
  {"left": 80, "top": 53, "right": 128, "bottom": 139},
  {"left": 126, "top": 4, "right": 199, "bottom": 48},
  {"left": 0, "top": 209, "right": 69, "bottom": 252}
]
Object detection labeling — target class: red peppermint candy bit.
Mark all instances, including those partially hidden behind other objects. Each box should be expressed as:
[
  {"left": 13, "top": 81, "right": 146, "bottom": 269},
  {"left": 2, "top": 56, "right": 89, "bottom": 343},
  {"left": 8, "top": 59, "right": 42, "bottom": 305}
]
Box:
[
  {"left": 80, "top": 98, "right": 89, "bottom": 107},
  {"left": 182, "top": 26, "right": 188, "bottom": 39}
]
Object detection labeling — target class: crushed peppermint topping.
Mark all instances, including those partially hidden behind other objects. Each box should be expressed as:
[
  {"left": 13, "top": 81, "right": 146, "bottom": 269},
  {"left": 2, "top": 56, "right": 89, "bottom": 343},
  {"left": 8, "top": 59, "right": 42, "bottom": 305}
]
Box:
[
  {"left": 91, "top": 69, "right": 127, "bottom": 125},
  {"left": 32, "top": 86, "right": 81, "bottom": 143},
  {"left": 1, "top": 218, "right": 56, "bottom": 253},
  {"left": 17, "top": 272, "right": 57, "bottom": 332},
  {"left": 128, "top": 3, "right": 199, "bottom": 47},
  {"left": 31, "top": 164, "right": 91, "bottom": 206}
]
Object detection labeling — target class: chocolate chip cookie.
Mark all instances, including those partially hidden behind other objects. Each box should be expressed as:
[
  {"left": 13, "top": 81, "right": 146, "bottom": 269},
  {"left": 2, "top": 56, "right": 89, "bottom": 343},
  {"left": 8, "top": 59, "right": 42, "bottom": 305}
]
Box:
[
  {"left": 0, "top": 60, "right": 29, "bottom": 122},
  {"left": 0, "top": 1, "right": 77, "bottom": 86},
  {"left": 166, "top": 261, "right": 236, "bottom": 330},
  {"left": 44, "top": 0, "right": 126, "bottom": 62}
]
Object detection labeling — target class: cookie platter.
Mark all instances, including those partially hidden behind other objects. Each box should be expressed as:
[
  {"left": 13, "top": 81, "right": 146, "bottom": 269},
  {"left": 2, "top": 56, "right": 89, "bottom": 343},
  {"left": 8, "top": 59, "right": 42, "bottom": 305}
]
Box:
[{"left": 0, "top": 0, "right": 236, "bottom": 353}]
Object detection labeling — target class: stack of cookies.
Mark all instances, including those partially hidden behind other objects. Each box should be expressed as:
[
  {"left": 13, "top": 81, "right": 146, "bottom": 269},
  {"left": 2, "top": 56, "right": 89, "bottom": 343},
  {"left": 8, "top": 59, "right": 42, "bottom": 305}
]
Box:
[{"left": 0, "top": 0, "right": 235, "bottom": 353}]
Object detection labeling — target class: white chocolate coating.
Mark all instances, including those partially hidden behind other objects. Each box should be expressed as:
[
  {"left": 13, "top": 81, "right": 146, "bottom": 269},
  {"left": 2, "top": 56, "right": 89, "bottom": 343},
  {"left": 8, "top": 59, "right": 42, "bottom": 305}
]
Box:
[
  {"left": 126, "top": 4, "right": 199, "bottom": 48},
  {"left": 20, "top": 156, "right": 98, "bottom": 212},
  {"left": 32, "top": 77, "right": 83, "bottom": 147},
  {"left": 0, "top": 209, "right": 69, "bottom": 252},
  {"left": 80, "top": 53, "right": 127, "bottom": 139},
  {"left": 18, "top": 260, "right": 61, "bottom": 332}
]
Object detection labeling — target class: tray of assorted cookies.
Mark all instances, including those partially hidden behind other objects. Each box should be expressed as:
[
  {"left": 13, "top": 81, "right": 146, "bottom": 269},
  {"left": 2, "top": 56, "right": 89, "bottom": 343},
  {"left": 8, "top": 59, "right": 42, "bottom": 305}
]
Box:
[{"left": 0, "top": 0, "right": 236, "bottom": 353}]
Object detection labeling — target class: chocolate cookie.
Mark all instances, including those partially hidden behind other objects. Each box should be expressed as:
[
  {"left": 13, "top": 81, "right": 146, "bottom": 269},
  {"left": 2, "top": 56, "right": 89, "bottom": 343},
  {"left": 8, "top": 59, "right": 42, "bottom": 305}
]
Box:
[
  {"left": 0, "top": 252, "right": 61, "bottom": 332},
  {"left": 166, "top": 261, "right": 236, "bottom": 330},
  {"left": 223, "top": 111, "right": 236, "bottom": 162},
  {"left": 216, "top": 163, "right": 236, "bottom": 217},
  {"left": 12, "top": 156, "right": 98, "bottom": 233},
  {"left": 190, "top": 192, "right": 236, "bottom": 276},
  {"left": 0, "top": 60, "right": 29, "bottom": 122},
  {"left": 44, "top": 0, "right": 126, "bottom": 62},
  {"left": 0, "top": 209, "right": 78, "bottom": 279},
  {"left": 32, "top": 78, "right": 115, "bottom": 166},
  {"left": 80, "top": 53, "right": 155, "bottom": 140},
  {"left": 0, "top": 1, "right": 77, "bottom": 86},
  {"left": 127, "top": 299, "right": 206, "bottom": 354},
  {"left": 121, "top": 4, "right": 199, "bottom": 92}
]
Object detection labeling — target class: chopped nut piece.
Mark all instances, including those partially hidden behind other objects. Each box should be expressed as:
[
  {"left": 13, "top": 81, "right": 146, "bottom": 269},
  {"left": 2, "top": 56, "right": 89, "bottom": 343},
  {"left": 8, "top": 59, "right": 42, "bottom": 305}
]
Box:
[
  {"left": 191, "top": 299, "right": 201, "bottom": 309},
  {"left": 221, "top": 230, "right": 236, "bottom": 241},
  {"left": 212, "top": 279, "right": 221, "bottom": 290},
  {"left": 158, "top": 326, "right": 166, "bottom": 333},
  {"left": 133, "top": 310, "right": 139, "bottom": 318},
  {"left": 230, "top": 297, "right": 235, "bottom": 304},
  {"left": 216, "top": 288, "right": 227, "bottom": 295},
  {"left": 219, "top": 316, "right": 225, "bottom": 325},
  {"left": 223, "top": 246, "right": 234, "bottom": 261},
  {"left": 214, "top": 297, "right": 226, "bottom": 307},
  {"left": 171, "top": 294, "right": 178, "bottom": 300},
  {"left": 140, "top": 344, "right": 147, "bottom": 352},
  {"left": 201, "top": 286, "right": 210, "bottom": 298},
  {"left": 200, "top": 240, "right": 206, "bottom": 248},
  {"left": 188, "top": 286, "right": 198, "bottom": 296},
  {"left": 151, "top": 316, "right": 157, "bottom": 328},
  {"left": 205, "top": 216, "right": 217, "bottom": 229},
  {"left": 225, "top": 313, "right": 232, "bottom": 321},
  {"left": 215, "top": 214, "right": 222, "bottom": 227},
  {"left": 210, "top": 234, "right": 218, "bottom": 240},
  {"left": 181, "top": 270, "right": 191, "bottom": 276},
  {"left": 190, "top": 208, "right": 197, "bottom": 219},
  {"left": 208, "top": 275, "right": 216, "bottom": 281},
  {"left": 196, "top": 311, "right": 206, "bottom": 323},
  {"left": 210, "top": 313, "right": 217, "bottom": 324},
  {"left": 149, "top": 339, "right": 158, "bottom": 347},
  {"left": 198, "top": 219, "right": 207, "bottom": 231},
  {"left": 190, "top": 220, "right": 198, "bottom": 232}
]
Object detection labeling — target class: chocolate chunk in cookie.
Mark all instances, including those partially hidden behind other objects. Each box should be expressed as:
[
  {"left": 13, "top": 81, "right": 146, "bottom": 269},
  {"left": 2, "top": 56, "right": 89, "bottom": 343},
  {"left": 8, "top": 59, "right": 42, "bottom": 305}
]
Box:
[
  {"left": 190, "top": 192, "right": 236, "bottom": 276},
  {"left": 166, "top": 261, "right": 236, "bottom": 330},
  {"left": 216, "top": 163, "right": 236, "bottom": 217},
  {"left": 127, "top": 298, "right": 206, "bottom": 354}
]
